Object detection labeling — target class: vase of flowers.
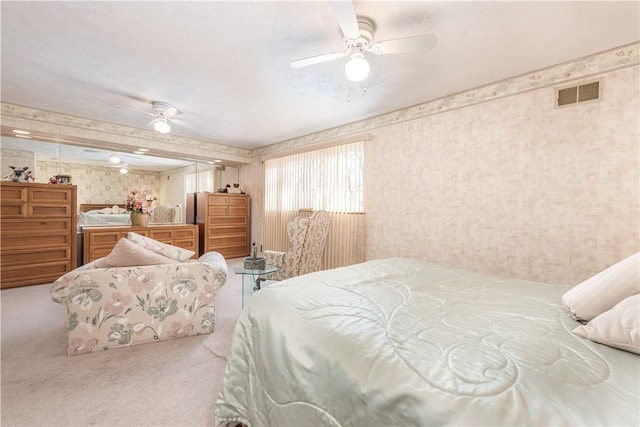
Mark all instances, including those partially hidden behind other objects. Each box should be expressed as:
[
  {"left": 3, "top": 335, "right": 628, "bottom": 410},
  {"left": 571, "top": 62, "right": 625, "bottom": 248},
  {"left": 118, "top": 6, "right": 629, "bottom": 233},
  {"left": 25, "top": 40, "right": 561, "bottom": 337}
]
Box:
[{"left": 126, "top": 185, "right": 157, "bottom": 226}]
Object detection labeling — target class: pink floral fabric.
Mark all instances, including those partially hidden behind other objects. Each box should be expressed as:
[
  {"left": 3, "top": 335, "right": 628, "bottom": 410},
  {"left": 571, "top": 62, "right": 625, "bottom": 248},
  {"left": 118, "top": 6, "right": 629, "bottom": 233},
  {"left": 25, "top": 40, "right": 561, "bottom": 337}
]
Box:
[
  {"left": 50, "top": 251, "right": 227, "bottom": 356},
  {"left": 263, "top": 210, "right": 330, "bottom": 281}
]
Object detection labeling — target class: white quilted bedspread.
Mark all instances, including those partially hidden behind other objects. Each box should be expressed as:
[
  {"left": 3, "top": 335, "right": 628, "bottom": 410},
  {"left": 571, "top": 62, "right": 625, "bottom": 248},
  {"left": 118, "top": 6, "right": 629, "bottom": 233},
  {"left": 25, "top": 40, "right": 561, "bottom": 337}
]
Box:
[{"left": 215, "top": 258, "right": 639, "bottom": 426}]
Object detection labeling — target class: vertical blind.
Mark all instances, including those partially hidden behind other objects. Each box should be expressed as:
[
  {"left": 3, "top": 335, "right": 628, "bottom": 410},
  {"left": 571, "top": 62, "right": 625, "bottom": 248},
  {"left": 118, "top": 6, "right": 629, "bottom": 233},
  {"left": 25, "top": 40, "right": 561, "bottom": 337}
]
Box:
[{"left": 263, "top": 141, "right": 366, "bottom": 269}]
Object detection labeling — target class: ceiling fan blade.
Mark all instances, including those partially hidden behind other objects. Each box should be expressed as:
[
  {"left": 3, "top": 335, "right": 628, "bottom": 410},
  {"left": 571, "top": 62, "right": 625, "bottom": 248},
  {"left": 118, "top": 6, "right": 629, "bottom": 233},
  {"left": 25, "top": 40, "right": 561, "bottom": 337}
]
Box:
[
  {"left": 170, "top": 118, "right": 189, "bottom": 127},
  {"left": 290, "top": 51, "right": 349, "bottom": 68},
  {"left": 329, "top": 0, "right": 361, "bottom": 39},
  {"left": 163, "top": 106, "right": 182, "bottom": 118},
  {"left": 368, "top": 33, "right": 438, "bottom": 55},
  {"left": 113, "top": 104, "right": 157, "bottom": 117}
]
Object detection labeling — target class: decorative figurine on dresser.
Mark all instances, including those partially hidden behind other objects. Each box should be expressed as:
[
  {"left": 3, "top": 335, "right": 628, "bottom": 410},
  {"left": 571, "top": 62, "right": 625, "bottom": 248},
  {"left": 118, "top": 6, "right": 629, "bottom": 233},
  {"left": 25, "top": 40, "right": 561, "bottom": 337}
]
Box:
[{"left": 0, "top": 181, "right": 78, "bottom": 288}]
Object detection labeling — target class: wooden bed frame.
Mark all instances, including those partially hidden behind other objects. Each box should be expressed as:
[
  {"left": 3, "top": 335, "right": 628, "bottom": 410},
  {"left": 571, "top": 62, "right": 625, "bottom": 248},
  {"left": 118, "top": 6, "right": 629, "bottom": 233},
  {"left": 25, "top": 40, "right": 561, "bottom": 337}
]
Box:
[{"left": 79, "top": 203, "right": 126, "bottom": 212}]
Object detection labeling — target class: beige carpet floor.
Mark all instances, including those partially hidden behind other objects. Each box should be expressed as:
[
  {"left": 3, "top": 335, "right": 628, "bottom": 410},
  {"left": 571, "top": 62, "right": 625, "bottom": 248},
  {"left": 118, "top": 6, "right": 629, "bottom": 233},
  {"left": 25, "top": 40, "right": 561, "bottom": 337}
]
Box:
[{"left": 1, "top": 257, "right": 250, "bottom": 427}]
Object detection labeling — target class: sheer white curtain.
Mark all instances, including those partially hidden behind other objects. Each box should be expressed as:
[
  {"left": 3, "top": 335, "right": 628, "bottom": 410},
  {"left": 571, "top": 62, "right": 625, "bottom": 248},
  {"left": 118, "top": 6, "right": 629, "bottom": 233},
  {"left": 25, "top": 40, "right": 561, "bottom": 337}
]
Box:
[{"left": 264, "top": 141, "right": 365, "bottom": 269}]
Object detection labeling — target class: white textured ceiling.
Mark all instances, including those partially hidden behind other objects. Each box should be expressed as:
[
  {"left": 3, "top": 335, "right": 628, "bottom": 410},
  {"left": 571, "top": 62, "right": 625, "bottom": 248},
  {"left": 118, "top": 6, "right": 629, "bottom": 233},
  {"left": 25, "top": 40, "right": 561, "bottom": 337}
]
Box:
[{"left": 1, "top": 1, "right": 639, "bottom": 151}]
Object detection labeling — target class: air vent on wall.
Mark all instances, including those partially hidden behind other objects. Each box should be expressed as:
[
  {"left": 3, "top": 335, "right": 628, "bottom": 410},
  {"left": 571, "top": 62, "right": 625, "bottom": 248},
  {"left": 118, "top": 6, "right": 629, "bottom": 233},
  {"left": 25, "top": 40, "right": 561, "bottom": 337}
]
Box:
[{"left": 556, "top": 80, "right": 601, "bottom": 108}]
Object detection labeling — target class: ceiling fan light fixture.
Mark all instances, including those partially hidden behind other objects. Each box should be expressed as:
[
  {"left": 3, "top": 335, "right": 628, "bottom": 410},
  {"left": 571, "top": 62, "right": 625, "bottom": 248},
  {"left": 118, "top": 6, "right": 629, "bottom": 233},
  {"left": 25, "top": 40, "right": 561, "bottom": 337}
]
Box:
[
  {"left": 110, "top": 153, "right": 121, "bottom": 164},
  {"left": 120, "top": 166, "right": 129, "bottom": 174},
  {"left": 345, "top": 53, "right": 369, "bottom": 82},
  {"left": 154, "top": 119, "right": 171, "bottom": 134}
]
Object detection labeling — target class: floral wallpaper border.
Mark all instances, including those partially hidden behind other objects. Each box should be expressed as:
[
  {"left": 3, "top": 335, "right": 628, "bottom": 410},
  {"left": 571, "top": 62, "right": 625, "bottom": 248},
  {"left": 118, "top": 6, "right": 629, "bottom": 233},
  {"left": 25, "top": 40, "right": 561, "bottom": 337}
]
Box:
[
  {"left": 0, "top": 42, "right": 638, "bottom": 159},
  {"left": 256, "top": 42, "right": 640, "bottom": 156},
  {"left": 0, "top": 104, "right": 252, "bottom": 164}
]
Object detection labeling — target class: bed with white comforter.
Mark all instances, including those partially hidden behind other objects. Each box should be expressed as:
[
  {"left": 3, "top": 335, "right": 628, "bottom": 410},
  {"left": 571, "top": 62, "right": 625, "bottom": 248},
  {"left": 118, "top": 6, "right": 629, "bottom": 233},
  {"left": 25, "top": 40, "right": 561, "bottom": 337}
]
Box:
[{"left": 215, "top": 258, "right": 639, "bottom": 426}]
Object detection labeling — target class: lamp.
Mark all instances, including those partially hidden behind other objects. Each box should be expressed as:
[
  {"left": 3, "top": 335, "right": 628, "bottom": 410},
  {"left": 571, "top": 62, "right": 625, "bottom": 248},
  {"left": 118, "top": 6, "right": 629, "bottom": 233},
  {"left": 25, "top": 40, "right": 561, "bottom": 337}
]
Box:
[
  {"left": 154, "top": 118, "right": 171, "bottom": 134},
  {"left": 345, "top": 53, "right": 370, "bottom": 82},
  {"left": 110, "top": 153, "right": 121, "bottom": 164}
]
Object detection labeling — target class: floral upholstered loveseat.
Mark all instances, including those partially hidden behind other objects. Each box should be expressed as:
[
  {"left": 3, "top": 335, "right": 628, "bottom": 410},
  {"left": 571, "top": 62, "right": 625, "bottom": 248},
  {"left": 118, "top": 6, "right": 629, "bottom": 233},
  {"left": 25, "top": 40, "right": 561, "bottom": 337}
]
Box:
[{"left": 50, "top": 251, "right": 227, "bottom": 356}]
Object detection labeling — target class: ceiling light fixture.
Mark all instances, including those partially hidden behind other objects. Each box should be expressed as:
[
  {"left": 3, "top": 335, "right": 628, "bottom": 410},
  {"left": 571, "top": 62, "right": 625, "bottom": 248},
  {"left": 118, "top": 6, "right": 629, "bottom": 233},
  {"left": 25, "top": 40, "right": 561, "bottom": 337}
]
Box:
[
  {"left": 154, "top": 118, "right": 171, "bottom": 134},
  {"left": 344, "top": 53, "right": 370, "bottom": 82},
  {"left": 12, "top": 130, "right": 31, "bottom": 135},
  {"left": 120, "top": 166, "right": 128, "bottom": 174},
  {"left": 110, "top": 153, "right": 121, "bottom": 164}
]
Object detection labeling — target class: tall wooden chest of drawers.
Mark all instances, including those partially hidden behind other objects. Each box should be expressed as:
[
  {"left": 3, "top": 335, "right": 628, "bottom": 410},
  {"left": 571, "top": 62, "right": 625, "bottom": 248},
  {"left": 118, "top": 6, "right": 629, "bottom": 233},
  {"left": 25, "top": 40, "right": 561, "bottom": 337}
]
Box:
[
  {"left": 1, "top": 182, "right": 77, "bottom": 288},
  {"left": 81, "top": 224, "right": 199, "bottom": 264},
  {"left": 192, "top": 193, "right": 250, "bottom": 258}
]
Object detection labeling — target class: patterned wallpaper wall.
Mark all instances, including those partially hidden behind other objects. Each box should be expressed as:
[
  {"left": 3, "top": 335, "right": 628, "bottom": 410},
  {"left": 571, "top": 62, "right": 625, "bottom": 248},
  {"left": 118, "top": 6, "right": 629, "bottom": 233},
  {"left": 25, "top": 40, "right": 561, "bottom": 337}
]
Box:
[
  {"left": 249, "top": 64, "right": 639, "bottom": 285},
  {"left": 37, "top": 161, "right": 161, "bottom": 207},
  {"left": 365, "top": 66, "right": 638, "bottom": 285}
]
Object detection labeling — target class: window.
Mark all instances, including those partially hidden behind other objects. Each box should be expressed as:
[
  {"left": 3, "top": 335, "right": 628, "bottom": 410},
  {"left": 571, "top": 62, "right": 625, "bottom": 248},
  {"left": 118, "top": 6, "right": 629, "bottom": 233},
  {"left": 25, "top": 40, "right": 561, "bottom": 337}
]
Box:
[
  {"left": 264, "top": 141, "right": 364, "bottom": 213},
  {"left": 264, "top": 141, "right": 365, "bottom": 269}
]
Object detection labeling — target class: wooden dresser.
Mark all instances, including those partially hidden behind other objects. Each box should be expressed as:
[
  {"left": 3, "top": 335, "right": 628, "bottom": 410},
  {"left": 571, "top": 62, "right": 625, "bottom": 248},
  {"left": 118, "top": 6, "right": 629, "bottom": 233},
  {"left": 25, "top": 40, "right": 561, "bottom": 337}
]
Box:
[
  {"left": 190, "top": 193, "right": 250, "bottom": 258},
  {"left": 1, "top": 182, "right": 77, "bottom": 288},
  {"left": 82, "top": 224, "right": 199, "bottom": 264}
]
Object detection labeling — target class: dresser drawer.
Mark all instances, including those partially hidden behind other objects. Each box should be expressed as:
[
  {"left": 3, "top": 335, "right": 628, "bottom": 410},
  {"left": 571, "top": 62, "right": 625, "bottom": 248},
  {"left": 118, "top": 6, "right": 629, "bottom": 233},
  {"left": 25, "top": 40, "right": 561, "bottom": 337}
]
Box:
[
  {"left": 28, "top": 187, "right": 73, "bottom": 203},
  {"left": 0, "top": 186, "right": 27, "bottom": 203},
  {"left": 28, "top": 203, "right": 72, "bottom": 218},
  {"left": 2, "top": 247, "right": 70, "bottom": 266},
  {"left": 208, "top": 205, "right": 228, "bottom": 216},
  {"left": 1, "top": 262, "right": 72, "bottom": 288},
  {"left": 0, "top": 203, "right": 27, "bottom": 218},
  {"left": 175, "top": 228, "right": 196, "bottom": 239},
  {"left": 209, "top": 195, "right": 230, "bottom": 206},
  {"left": 2, "top": 233, "right": 71, "bottom": 249},
  {"left": 88, "top": 246, "right": 115, "bottom": 260},
  {"left": 1, "top": 218, "right": 71, "bottom": 233},
  {"left": 228, "top": 196, "right": 247, "bottom": 206},
  {"left": 209, "top": 216, "right": 247, "bottom": 226},
  {"left": 88, "top": 231, "right": 121, "bottom": 246},
  {"left": 228, "top": 206, "right": 247, "bottom": 216},
  {"left": 208, "top": 225, "right": 246, "bottom": 235},
  {"left": 149, "top": 230, "right": 174, "bottom": 241},
  {"left": 208, "top": 234, "right": 247, "bottom": 246}
]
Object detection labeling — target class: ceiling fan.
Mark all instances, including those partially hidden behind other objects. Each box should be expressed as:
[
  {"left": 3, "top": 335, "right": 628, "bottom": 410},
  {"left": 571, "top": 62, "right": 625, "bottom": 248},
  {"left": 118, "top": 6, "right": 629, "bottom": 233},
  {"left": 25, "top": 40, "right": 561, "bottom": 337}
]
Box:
[
  {"left": 145, "top": 101, "right": 183, "bottom": 134},
  {"left": 290, "top": 1, "right": 437, "bottom": 82}
]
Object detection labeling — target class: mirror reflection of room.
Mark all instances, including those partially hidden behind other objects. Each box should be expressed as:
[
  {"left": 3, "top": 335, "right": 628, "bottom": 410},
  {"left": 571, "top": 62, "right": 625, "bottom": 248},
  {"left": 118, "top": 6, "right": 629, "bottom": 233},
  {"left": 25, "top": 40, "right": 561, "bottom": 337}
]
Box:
[{"left": 0, "top": 137, "right": 239, "bottom": 226}]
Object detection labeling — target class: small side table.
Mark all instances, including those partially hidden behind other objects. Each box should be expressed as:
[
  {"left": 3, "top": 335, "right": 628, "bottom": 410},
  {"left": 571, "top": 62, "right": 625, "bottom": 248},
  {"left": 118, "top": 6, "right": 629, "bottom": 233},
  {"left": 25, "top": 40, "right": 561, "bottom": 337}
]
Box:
[{"left": 233, "top": 265, "right": 279, "bottom": 307}]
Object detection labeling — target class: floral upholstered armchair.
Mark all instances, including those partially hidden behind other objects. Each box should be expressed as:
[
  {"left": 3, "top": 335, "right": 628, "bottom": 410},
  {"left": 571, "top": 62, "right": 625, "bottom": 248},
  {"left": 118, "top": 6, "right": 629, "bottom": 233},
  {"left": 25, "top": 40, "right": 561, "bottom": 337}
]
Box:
[
  {"left": 262, "top": 210, "right": 330, "bottom": 281},
  {"left": 50, "top": 251, "right": 227, "bottom": 356}
]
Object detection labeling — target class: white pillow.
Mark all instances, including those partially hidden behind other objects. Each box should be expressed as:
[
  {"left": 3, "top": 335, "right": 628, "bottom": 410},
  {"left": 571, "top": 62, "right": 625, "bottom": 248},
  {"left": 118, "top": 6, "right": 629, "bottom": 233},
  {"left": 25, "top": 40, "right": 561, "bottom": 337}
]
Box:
[
  {"left": 562, "top": 252, "right": 640, "bottom": 322},
  {"left": 94, "top": 238, "right": 175, "bottom": 268},
  {"left": 127, "top": 232, "right": 195, "bottom": 262},
  {"left": 573, "top": 294, "right": 639, "bottom": 355},
  {"left": 111, "top": 205, "right": 121, "bottom": 214}
]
